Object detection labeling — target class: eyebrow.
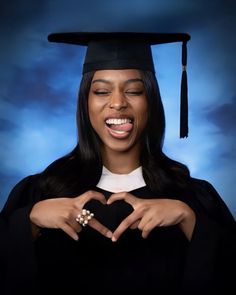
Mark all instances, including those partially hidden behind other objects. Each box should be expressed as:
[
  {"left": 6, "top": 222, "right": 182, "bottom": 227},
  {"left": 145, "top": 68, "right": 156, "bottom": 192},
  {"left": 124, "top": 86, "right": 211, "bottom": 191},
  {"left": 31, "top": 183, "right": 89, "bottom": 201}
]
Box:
[{"left": 92, "top": 78, "right": 144, "bottom": 85}]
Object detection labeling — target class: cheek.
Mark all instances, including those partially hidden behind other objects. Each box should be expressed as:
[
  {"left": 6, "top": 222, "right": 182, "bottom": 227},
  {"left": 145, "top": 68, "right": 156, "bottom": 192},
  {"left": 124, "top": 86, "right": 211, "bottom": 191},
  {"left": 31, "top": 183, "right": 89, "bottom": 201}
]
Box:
[
  {"left": 89, "top": 110, "right": 99, "bottom": 131},
  {"left": 136, "top": 102, "right": 148, "bottom": 128},
  {"left": 88, "top": 98, "right": 97, "bottom": 122},
  {"left": 88, "top": 99, "right": 103, "bottom": 131}
]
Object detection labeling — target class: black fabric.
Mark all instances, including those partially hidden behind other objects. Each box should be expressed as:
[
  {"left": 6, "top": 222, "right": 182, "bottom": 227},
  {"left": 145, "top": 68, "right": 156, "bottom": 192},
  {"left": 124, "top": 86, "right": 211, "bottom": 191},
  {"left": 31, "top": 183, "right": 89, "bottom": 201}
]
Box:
[
  {"left": 47, "top": 32, "right": 191, "bottom": 46},
  {"left": 180, "top": 41, "right": 188, "bottom": 138},
  {"left": 48, "top": 32, "right": 190, "bottom": 74},
  {"left": 0, "top": 175, "right": 236, "bottom": 295},
  {"left": 0, "top": 175, "right": 42, "bottom": 295},
  {"left": 83, "top": 38, "right": 155, "bottom": 73}
]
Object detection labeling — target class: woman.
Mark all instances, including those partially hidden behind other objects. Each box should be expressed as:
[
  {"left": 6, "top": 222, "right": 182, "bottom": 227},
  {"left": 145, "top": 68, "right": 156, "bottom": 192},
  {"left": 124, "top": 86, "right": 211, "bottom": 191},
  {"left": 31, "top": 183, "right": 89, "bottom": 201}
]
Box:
[{"left": 1, "top": 32, "right": 236, "bottom": 295}]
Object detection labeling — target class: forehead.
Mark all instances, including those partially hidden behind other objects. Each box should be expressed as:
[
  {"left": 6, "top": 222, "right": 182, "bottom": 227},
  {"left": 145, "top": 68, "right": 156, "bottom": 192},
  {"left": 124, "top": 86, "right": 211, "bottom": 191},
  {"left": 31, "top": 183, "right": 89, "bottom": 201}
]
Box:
[{"left": 92, "top": 69, "right": 142, "bottom": 81}]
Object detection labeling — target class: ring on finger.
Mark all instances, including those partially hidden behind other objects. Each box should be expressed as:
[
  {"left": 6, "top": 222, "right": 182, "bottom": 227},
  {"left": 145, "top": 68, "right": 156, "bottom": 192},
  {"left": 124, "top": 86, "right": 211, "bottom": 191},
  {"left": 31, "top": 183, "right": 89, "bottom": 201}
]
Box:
[{"left": 75, "top": 209, "right": 94, "bottom": 227}]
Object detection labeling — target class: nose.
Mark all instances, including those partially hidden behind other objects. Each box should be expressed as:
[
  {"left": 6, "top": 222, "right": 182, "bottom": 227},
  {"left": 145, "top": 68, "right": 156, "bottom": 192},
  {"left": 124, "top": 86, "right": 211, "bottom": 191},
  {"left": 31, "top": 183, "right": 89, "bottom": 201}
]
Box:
[{"left": 109, "top": 91, "right": 128, "bottom": 110}]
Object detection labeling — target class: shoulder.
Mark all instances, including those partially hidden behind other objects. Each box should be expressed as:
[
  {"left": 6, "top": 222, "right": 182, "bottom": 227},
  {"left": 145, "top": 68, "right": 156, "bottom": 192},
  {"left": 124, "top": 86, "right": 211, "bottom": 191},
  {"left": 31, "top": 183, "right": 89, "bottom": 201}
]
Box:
[
  {"left": 1, "top": 173, "right": 43, "bottom": 215},
  {"left": 187, "top": 177, "right": 221, "bottom": 212},
  {"left": 13, "top": 173, "right": 41, "bottom": 188},
  {"left": 9, "top": 174, "right": 42, "bottom": 195},
  {"left": 189, "top": 177, "right": 236, "bottom": 226},
  {"left": 190, "top": 177, "right": 219, "bottom": 198}
]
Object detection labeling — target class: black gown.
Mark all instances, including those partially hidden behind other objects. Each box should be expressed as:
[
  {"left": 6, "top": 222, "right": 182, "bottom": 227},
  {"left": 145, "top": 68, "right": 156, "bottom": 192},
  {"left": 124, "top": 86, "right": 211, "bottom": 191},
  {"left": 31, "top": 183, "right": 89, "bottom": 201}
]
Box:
[{"left": 0, "top": 174, "right": 236, "bottom": 295}]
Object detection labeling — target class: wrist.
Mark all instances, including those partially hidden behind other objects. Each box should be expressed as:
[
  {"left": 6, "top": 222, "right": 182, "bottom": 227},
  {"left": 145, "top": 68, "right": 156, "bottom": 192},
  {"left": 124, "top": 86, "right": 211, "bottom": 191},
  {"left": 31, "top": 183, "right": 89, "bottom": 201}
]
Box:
[{"left": 179, "top": 205, "right": 196, "bottom": 241}]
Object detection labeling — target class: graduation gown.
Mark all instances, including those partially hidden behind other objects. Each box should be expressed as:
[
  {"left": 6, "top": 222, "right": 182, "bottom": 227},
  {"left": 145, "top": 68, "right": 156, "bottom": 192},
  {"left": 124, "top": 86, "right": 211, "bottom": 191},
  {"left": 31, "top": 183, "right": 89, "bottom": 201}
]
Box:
[{"left": 0, "top": 174, "right": 236, "bottom": 295}]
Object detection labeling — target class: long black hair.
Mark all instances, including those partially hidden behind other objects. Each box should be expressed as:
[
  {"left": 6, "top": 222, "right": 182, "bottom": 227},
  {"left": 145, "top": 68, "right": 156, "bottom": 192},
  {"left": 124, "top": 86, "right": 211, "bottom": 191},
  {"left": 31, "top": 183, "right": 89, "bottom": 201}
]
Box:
[{"left": 40, "top": 70, "right": 190, "bottom": 197}]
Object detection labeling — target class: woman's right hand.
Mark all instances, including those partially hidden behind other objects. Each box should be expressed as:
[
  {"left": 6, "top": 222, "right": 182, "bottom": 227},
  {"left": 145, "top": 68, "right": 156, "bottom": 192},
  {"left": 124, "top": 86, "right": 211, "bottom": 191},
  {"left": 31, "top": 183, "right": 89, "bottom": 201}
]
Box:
[{"left": 29, "top": 190, "right": 113, "bottom": 241}]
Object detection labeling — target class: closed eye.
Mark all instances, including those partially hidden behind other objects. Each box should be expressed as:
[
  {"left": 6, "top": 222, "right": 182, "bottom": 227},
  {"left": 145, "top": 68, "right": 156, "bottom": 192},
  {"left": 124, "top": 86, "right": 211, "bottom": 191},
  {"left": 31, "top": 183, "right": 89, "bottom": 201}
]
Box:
[
  {"left": 93, "top": 91, "right": 111, "bottom": 96},
  {"left": 125, "top": 91, "right": 143, "bottom": 96}
]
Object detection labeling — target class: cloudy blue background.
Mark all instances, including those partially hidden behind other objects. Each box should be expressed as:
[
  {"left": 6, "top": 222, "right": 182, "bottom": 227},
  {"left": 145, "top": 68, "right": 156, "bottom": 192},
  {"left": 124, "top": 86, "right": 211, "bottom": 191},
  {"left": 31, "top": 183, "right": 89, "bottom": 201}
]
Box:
[{"left": 0, "top": 0, "right": 235, "bottom": 218}]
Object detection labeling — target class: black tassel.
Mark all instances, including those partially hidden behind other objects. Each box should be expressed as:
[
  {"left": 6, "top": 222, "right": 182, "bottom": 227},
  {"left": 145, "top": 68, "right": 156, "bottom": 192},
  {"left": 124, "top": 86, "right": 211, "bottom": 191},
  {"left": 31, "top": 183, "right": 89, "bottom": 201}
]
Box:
[{"left": 180, "top": 41, "right": 188, "bottom": 138}]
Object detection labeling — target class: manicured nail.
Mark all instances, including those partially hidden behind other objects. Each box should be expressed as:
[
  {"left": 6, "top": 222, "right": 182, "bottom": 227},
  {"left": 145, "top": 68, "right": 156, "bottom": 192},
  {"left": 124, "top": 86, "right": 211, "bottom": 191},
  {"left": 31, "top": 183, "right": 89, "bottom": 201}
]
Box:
[{"left": 74, "top": 235, "right": 79, "bottom": 241}]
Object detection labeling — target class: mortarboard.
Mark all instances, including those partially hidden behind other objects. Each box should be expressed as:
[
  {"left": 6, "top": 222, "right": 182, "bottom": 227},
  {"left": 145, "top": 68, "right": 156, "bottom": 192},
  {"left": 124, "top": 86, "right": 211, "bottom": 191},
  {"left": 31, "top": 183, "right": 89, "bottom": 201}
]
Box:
[{"left": 48, "top": 32, "right": 190, "bottom": 138}]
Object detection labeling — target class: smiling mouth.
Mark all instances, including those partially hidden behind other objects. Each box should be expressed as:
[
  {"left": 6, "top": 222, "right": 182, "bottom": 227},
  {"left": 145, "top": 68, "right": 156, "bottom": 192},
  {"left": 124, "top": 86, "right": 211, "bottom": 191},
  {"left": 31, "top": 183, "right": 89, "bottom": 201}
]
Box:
[{"left": 105, "top": 117, "right": 133, "bottom": 138}]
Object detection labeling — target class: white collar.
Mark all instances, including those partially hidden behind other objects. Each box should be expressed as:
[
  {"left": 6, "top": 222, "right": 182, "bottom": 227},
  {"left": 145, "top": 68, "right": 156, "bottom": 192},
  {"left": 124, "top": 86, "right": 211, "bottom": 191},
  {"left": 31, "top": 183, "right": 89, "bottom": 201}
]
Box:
[{"left": 96, "top": 166, "right": 146, "bottom": 193}]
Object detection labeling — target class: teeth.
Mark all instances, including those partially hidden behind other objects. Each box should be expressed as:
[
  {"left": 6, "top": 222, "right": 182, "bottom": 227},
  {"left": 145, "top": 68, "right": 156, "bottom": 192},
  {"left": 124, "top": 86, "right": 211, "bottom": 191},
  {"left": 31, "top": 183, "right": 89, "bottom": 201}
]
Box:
[{"left": 105, "top": 118, "right": 132, "bottom": 125}]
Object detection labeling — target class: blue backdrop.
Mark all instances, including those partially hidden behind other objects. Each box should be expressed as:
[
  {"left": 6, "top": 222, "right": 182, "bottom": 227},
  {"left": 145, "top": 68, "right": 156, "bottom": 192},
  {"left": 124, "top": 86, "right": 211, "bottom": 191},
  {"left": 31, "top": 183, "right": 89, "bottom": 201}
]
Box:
[{"left": 0, "top": 0, "right": 235, "bottom": 218}]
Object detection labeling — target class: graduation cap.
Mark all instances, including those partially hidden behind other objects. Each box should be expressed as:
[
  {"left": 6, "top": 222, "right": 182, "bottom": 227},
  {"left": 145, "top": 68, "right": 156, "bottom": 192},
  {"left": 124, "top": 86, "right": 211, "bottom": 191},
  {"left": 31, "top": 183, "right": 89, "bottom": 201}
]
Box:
[{"left": 48, "top": 32, "right": 190, "bottom": 138}]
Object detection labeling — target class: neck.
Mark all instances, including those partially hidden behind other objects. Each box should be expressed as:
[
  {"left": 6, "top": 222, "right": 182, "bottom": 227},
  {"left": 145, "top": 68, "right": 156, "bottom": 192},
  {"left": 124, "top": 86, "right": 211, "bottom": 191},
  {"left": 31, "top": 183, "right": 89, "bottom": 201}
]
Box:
[{"left": 101, "top": 145, "right": 141, "bottom": 174}]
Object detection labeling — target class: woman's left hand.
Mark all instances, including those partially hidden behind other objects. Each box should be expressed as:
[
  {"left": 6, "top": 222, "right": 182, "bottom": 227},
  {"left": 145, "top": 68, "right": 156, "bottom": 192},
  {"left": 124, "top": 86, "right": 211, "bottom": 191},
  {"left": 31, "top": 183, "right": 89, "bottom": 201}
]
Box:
[{"left": 107, "top": 192, "right": 196, "bottom": 242}]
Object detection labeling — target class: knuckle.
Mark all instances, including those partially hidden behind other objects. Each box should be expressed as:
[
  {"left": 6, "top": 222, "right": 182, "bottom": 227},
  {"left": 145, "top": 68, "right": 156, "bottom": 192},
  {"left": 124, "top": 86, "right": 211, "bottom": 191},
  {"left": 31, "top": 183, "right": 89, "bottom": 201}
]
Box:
[
  {"left": 123, "top": 192, "right": 129, "bottom": 198},
  {"left": 74, "top": 200, "right": 83, "bottom": 210},
  {"left": 75, "top": 199, "right": 84, "bottom": 208},
  {"left": 86, "top": 190, "right": 92, "bottom": 196},
  {"left": 122, "top": 219, "right": 130, "bottom": 228},
  {"left": 138, "top": 224, "right": 143, "bottom": 230},
  {"left": 64, "top": 211, "right": 73, "bottom": 221},
  {"left": 137, "top": 205, "right": 147, "bottom": 214},
  {"left": 77, "top": 194, "right": 85, "bottom": 203},
  {"left": 59, "top": 222, "right": 67, "bottom": 231},
  {"left": 100, "top": 227, "right": 107, "bottom": 235},
  {"left": 142, "top": 227, "right": 149, "bottom": 233},
  {"left": 87, "top": 190, "right": 94, "bottom": 199}
]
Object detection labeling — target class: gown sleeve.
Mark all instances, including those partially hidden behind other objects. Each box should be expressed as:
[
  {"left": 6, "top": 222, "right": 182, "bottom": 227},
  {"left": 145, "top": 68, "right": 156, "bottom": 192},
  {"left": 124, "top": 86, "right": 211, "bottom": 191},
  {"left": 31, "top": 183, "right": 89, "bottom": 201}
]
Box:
[
  {"left": 183, "top": 179, "right": 236, "bottom": 294},
  {"left": 0, "top": 174, "right": 42, "bottom": 295}
]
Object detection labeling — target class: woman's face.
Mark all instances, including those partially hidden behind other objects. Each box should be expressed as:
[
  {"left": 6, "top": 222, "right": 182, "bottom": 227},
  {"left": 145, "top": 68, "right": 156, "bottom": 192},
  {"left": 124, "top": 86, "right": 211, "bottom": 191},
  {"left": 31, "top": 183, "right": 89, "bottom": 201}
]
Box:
[{"left": 88, "top": 69, "right": 148, "bottom": 154}]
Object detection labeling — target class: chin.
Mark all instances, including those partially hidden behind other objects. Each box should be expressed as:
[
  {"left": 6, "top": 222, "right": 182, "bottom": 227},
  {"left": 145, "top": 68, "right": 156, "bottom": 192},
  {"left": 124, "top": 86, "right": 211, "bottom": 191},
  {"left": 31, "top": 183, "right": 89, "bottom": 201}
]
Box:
[{"left": 103, "top": 138, "right": 139, "bottom": 153}]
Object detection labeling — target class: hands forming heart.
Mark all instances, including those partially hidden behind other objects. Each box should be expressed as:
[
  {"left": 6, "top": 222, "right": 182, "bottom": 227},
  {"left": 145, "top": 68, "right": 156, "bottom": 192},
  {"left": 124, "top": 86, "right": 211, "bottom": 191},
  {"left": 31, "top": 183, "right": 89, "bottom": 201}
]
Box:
[{"left": 30, "top": 190, "right": 196, "bottom": 242}]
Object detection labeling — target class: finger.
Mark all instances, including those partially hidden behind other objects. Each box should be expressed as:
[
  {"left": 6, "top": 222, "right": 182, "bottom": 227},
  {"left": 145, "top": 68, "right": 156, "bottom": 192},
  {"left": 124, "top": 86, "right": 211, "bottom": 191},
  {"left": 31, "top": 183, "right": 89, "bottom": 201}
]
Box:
[
  {"left": 67, "top": 216, "right": 83, "bottom": 234},
  {"left": 130, "top": 220, "right": 140, "bottom": 229},
  {"left": 112, "top": 211, "right": 140, "bottom": 242},
  {"left": 107, "top": 192, "right": 138, "bottom": 207},
  {"left": 76, "top": 190, "right": 107, "bottom": 208},
  {"left": 137, "top": 215, "right": 152, "bottom": 231},
  {"left": 89, "top": 218, "right": 113, "bottom": 239},
  {"left": 142, "top": 228, "right": 151, "bottom": 239},
  {"left": 142, "top": 220, "right": 156, "bottom": 239},
  {"left": 60, "top": 223, "right": 79, "bottom": 241}
]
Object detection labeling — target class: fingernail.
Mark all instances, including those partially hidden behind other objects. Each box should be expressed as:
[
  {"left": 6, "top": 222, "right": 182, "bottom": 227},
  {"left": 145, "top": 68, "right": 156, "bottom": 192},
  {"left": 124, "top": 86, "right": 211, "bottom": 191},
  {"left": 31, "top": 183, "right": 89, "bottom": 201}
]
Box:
[
  {"left": 111, "top": 236, "right": 117, "bottom": 242},
  {"left": 106, "top": 231, "right": 113, "bottom": 238}
]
